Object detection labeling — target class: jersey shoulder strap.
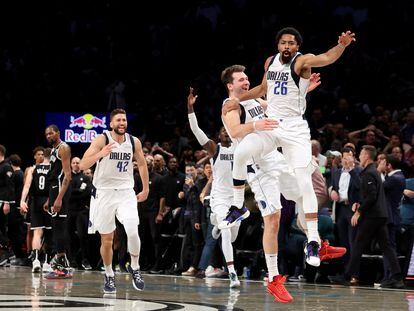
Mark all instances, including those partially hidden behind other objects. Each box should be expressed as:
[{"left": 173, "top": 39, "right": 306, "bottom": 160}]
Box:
[{"left": 129, "top": 134, "right": 136, "bottom": 155}]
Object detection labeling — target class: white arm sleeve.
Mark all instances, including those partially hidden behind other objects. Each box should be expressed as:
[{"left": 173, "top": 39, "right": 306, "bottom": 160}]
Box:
[{"left": 188, "top": 112, "right": 210, "bottom": 146}]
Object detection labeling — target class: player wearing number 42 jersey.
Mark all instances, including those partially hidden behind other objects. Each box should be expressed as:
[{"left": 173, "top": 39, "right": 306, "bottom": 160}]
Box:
[{"left": 80, "top": 108, "right": 149, "bottom": 294}]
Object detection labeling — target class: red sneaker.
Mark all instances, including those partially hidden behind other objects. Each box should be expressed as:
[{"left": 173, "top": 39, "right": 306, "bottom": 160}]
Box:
[
  {"left": 319, "top": 240, "right": 346, "bottom": 261},
  {"left": 267, "top": 275, "right": 293, "bottom": 303}
]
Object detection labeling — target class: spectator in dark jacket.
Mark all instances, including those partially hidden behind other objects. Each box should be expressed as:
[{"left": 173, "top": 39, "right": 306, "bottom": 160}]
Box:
[
  {"left": 344, "top": 145, "right": 403, "bottom": 288},
  {"left": 378, "top": 154, "right": 405, "bottom": 281},
  {"left": 178, "top": 163, "right": 204, "bottom": 276}
]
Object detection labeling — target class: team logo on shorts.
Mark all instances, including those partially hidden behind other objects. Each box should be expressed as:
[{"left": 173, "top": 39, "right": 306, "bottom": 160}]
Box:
[{"left": 260, "top": 200, "right": 267, "bottom": 209}]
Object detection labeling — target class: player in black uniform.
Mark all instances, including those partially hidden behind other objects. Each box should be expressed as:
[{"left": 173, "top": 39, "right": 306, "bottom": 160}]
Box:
[
  {"left": 0, "top": 144, "right": 15, "bottom": 266},
  {"left": 21, "top": 148, "right": 52, "bottom": 273},
  {"left": 44, "top": 125, "right": 72, "bottom": 278}
]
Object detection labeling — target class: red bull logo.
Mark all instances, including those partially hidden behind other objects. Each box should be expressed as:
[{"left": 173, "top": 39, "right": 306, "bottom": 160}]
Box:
[
  {"left": 68, "top": 113, "right": 107, "bottom": 129},
  {"left": 66, "top": 113, "right": 107, "bottom": 143}
]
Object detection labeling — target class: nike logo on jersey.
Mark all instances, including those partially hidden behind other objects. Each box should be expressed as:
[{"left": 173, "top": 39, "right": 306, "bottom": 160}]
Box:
[{"left": 52, "top": 185, "right": 58, "bottom": 189}]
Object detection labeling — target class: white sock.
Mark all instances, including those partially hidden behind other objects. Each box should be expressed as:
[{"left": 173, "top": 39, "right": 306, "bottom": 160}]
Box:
[
  {"left": 130, "top": 254, "right": 140, "bottom": 270},
  {"left": 265, "top": 253, "right": 279, "bottom": 281},
  {"left": 306, "top": 220, "right": 320, "bottom": 243},
  {"left": 227, "top": 264, "right": 236, "bottom": 274},
  {"left": 233, "top": 187, "right": 245, "bottom": 209},
  {"left": 105, "top": 264, "right": 114, "bottom": 277}
]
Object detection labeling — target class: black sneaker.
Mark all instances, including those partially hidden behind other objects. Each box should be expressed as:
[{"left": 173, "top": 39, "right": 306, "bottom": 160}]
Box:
[
  {"left": 195, "top": 270, "right": 206, "bottom": 279},
  {"left": 82, "top": 259, "right": 92, "bottom": 270},
  {"left": 0, "top": 248, "right": 15, "bottom": 266},
  {"left": 380, "top": 278, "right": 405, "bottom": 289},
  {"left": 103, "top": 275, "right": 116, "bottom": 294},
  {"left": 128, "top": 265, "right": 145, "bottom": 291},
  {"left": 218, "top": 206, "right": 250, "bottom": 229},
  {"left": 304, "top": 241, "right": 320, "bottom": 267}
]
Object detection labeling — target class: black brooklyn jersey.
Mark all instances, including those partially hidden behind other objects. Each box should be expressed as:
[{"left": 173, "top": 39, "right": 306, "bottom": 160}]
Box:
[
  {"left": 30, "top": 164, "right": 50, "bottom": 197},
  {"left": 48, "top": 142, "right": 66, "bottom": 184}
]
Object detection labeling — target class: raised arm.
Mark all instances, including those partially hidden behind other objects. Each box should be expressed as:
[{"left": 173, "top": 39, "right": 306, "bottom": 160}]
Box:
[
  {"left": 187, "top": 87, "right": 217, "bottom": 157},
  {"left": 238, "top": 56, "right": 273, "bottom": 102},
  {"left": 295, "top": 31, "right": 356, "bottom": 70},
  {"left": 134, "top": 137, "right": 149, "bottom": 202}
]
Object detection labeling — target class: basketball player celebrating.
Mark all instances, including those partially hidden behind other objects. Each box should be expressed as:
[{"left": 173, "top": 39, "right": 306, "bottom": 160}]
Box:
[
  {"left": 222, "top": 28, "right": 356, "bottom": 267},
  {"left": 80, "top": 109, "right": 149, "bottom": 294},
  {"left": 44, "top": 125, "right": 72, "bottom": 278},
  {"left": 187, "top": 87, "right": 241, "bottom": 288}
]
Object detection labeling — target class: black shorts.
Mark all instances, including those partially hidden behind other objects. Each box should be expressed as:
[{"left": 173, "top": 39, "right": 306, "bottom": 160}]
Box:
[
  {"left": 49, "top": 184, "right": 70, "bottom": 217},
  {"left": 30, "top": 196, "right": 52, "bottom": 230}
]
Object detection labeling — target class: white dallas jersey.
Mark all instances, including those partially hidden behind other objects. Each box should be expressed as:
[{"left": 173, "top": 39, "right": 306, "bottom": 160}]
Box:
[
  {"left": 93, "top": 131, "right": 135, "bottom": 190},
  {"left": 266, "top": 52, "right": 310, "bottom": 117},
  {"left": 222, "top": 98, "right": 265, "bottom": 145},
  {"left": 210, "top": 143, "right": 235, "bottom": 202}
]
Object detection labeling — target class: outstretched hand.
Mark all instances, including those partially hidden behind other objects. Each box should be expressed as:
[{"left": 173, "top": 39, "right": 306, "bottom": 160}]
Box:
[
  {"left": 338, "top": 30, "right": 356, "bottom": 47},
  {"left": 187, "top": 87, "right": 198, "bottom": 107},
  {"left": 308, "top": 73, "right": 321, "bottom": 92}
]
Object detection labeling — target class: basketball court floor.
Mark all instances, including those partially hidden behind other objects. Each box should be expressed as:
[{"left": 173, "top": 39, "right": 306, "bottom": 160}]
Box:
[{"left": 0, "top": 267, "right": 412, "bottom": 310}]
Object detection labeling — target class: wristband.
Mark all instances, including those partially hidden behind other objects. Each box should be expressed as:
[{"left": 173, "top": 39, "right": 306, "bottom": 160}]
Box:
[{"left": 338, "top": 43, "right": 346, "bottom": 49}]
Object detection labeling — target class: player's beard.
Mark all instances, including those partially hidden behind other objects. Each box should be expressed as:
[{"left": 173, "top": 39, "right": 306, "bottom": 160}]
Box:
[
  {"left": 281, "top": 51, "right": 292, "bottom": 63},
  {"left": 114, "top": 127, "right": 126, "bottom": 135}
]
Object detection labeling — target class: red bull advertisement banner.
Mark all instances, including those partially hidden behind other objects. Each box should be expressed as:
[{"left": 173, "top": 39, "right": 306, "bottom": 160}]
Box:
[{"left": 46, "top": 112, "right": 108, "bottom": 144}]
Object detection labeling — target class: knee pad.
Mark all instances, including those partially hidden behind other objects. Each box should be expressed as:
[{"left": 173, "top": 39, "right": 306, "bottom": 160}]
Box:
[{"left": 123, "top": 219, "right": 140, "bottom": 255}]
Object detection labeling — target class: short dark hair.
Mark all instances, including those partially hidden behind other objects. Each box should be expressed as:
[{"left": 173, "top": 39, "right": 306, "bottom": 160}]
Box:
[
  {"left": 110, "top": 108, "right": 126, "bottom": 121},
  {"left": 275, "top": 27, "right": 303, "bottom": 46},
  {"left": 185, "top": 162, "right": 196, "bottom": 168},
  {"left": 9, "top": 154, "right": 21, "bottom": 167},
  {"left": 386, "top": 154, "right": 401, "bottom": 170},
  {"left": 46, "top": 124, "right": 60, "bottom": 133},
  {"left": 32, "top": 146, "right": 45, "bottom": 156},
  {"left": 221, "top": 65, "right": 246, "bottom": 88},
  {"left": 342, "top": 146, "right": 355, "bottom": 156},
  {"left": 362, "top": 145, "right": 377, "bottom": 160}
]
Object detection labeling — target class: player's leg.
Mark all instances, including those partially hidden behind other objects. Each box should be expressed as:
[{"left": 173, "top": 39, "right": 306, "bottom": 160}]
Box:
[
  {"left": 90, "top": 189, "right": 117, "bottom": 293},
  {"left": 249, "top": 168, "right": 293, "bottom": 303},
  {"left": 30, "top": 198, "right": 45, "bottom": 273},
  {"left": 279, "top": 119, "right": 321, "bottom": 266},
  {"left": 220, "top": 132, "right": 269, "bottom": 229},
  {"left": 116, "top": 189, "right": 144, "bottom": 291}
]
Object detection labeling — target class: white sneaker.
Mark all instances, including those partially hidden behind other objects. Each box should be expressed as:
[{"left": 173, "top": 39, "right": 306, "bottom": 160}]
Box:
[
  {"left": 206, "top": 267, "right": 226, "bottom": 278},
  {"left": 205, "top": 265, "right": 214, "bottom": 275},
  {"left": 229, "top": 272, "right": 240, "bottom": 288},
  {"left": 42, "top": 262, "right": 52, "bottom": 273},
  {"left": 32, "top": 259, "right": 41, "bottom": 273}
]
